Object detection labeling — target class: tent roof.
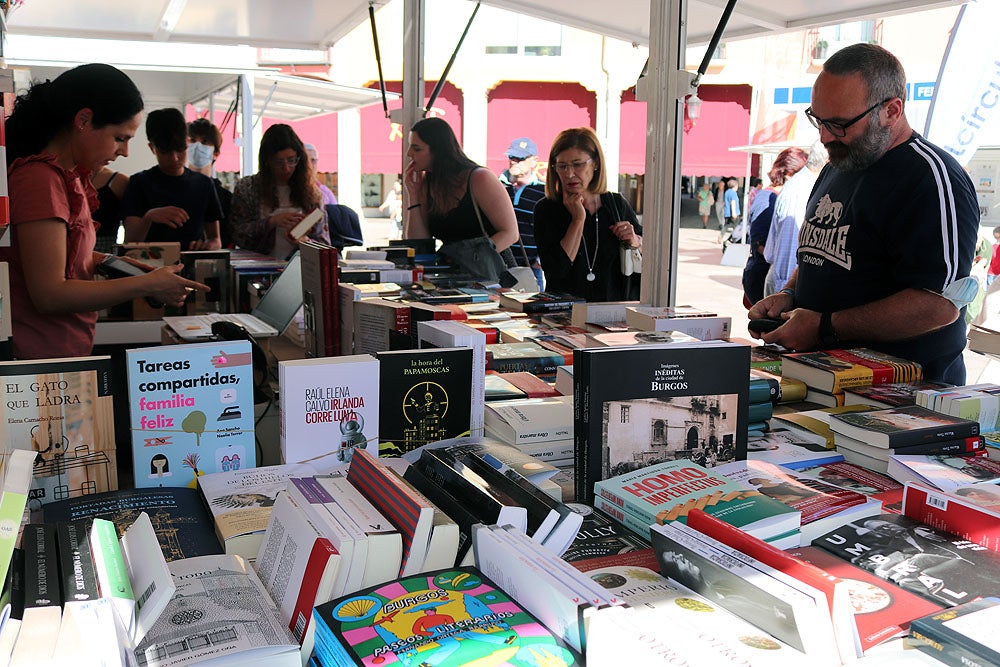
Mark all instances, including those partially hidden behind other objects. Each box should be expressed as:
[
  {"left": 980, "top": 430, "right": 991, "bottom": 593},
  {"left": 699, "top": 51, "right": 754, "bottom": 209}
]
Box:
[
  {"left": 3, "top": 0, "right": 963, "bottom": 50},
  {"left": 7, "top": 60, "right": 396, "bottom": 121}
]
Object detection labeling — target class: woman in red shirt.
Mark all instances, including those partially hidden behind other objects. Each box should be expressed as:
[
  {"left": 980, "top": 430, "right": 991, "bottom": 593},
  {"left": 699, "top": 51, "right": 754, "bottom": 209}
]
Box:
[{"left": 1, "top": 63, "right": 207, "bottom": 359}]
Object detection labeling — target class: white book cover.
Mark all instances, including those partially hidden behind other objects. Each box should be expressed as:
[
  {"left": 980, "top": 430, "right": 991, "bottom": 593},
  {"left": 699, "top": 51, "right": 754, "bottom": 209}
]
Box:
[
  {"left": 484, "top": 395, "right": 573, "bottom": 445},
  {"left": 417, "top": 320, "right": 486, "bottom": 435},
  {"left": 471, "top": 524, "right": 592, "bottom": 653},
  {"left": 314, "top": 472, "right": 402, "bottom": 587},
  {"left": 197, "top": 462, "right": 317, "bottom": 560},
  {"left": 284, "top": 477, "right": 362, "bottom": 597},
  {"left": 254, "top": 490, "right": 340, "bottom": 651},
  {"left": 625, "top": 306, "right": 731, "bottom": 340},
  {"left": 651, "top": 521, "right": 844, "bottom": 665},
  {"left": 132, "top": 554, "right": 299, "bottom": 667},
  {"left": 278, "top": 354, "right": 379, "bottom": 465},
  {"left": 120, "top": 512, "right": 173, "bottom": 644}
]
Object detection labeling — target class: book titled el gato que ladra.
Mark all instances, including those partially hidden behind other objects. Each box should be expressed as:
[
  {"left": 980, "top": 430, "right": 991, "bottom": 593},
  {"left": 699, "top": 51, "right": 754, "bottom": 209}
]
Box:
[
  {"left": 573, "top": 341, "right": 750, "bottom": 505},
  {"left": 0, "top": 355, "right": 117, "bottom": 503},
  {"left": 126, "top": 341, "right": 256, "bottom": 490}
]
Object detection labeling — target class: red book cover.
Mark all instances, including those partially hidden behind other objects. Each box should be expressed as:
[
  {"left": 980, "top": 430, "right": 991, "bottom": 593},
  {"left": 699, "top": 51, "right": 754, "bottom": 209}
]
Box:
[
  {"left": 346, "top": 449, "right": 434, "bottom": 576},
  {"left": 437, "top": 304, "right": 471, "bottom": 321},
  {"left": 535, "top": 338, "right": 575, "bottom": 365},
  {"left": 499, "top": 371, "right": 560, "bottom": 398},
  {"left": 464, "top": 322, "right": 500, "bottom": 344},
  {"left": 392, "top": 302, "right": 411, "bottom": 336},
  {"left": 289, "top": 537, "right": 339, "bottom": 642},
  {"left": 902, "top": 481, "right": 1000, "bottom": 553},
  {"left": 324, "top": 247, "right": 340, "bottom": 356},
  {"left": 787, "top": 545, "right": 943, "bottom": 652}
]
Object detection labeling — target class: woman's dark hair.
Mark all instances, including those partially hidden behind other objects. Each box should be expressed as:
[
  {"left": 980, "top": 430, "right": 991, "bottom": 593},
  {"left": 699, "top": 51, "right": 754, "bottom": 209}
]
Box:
[
  {"left": 767, "top": 147, "right": 808, "bottom": 186},
  {"left": 256, "top": 123, "right": 319, "bottom": 211},
  {"left": 6, "top": 63, "right": 143, "bottom": 161},
  {"left": 410, "top": 117, "right": 477, "bottom": 217},
  {"left": 545, "top": 127, "right": 606, "bottom": 200}
]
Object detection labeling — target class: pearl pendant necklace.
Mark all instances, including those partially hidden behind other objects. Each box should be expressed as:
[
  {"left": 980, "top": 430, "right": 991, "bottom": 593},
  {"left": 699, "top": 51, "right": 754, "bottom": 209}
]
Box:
[{"left": 582, "top": 209, "right": 599, "bottom": 282}]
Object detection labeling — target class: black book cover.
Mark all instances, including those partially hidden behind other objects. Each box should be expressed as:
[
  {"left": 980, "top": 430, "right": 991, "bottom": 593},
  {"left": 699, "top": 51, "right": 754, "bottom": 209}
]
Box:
[
  {"left": 43, "top": 487, "right": 222, "bottom": 562},
  {"left": 375, "top": 347, "right": 473, "bottom": 456},
  {"left": 401, "top": 464, "right": 477, "bottom": 566},
  {"left": 21, "top": 524, "right": 60, "bottom": 609},
  {"left": 6, "top": 547, "right": 25, "bottom": 620},
  {"left": 812, "top": 513, "right": 1000, "bottom": 607},
  {"left": 414, "top": 448, "right": 520, "bottom": 527},
  {"left": 573, "top": 342, "right": 750, "bottom": 504},
  {"left": 56, "top": 520, "right": 99, "bottom": 603},
  {"left": 561, "top": 503, "right": 651, "bottom": 563}
]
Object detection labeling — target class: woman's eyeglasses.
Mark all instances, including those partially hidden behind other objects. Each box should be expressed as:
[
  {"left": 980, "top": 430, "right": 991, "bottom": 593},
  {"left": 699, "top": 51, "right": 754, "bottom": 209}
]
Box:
[
  {"left": 553, "top": 158, "right": 594, "bottom": 174},
  {"left": 270, "top": 156, "right": 301, "bottom": 168}
]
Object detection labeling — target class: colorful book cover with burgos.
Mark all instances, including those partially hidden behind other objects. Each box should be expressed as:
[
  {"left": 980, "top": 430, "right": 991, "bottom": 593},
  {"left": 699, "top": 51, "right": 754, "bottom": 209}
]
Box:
[
  {"left": 312, "top": 567, "right": 581, "bottom": 666},
  {"left": 127, "top": 341, "right": 256, "bottom": 489}
]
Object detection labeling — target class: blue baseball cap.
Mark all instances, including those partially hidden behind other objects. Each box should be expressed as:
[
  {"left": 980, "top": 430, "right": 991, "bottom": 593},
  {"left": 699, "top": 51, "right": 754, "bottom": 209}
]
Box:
[{"left": 506, "top": 137, "right": 538, "bottom": 159}]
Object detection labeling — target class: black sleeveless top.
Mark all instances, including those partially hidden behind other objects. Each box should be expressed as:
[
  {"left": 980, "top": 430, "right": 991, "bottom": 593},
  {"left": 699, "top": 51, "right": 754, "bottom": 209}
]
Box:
[
  {"left": 426, "top": 169, "right": 497, "bottom": 243},
  {"left": 93, "top": 172, "right": 123, "bottom": 240}
]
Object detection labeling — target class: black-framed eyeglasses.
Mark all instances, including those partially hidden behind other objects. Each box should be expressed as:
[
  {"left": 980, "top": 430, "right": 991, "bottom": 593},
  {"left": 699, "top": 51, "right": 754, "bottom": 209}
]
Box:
[{"left": 805, "top": 98, "right": 893, "bottom": 138}]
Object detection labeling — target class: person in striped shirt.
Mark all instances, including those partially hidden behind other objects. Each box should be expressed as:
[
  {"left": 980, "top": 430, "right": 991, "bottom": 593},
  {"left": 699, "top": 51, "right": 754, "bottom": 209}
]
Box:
[
  {"left": 749, "top": 43, "right": 979, "bottom": 384},
  {"left": 500, "top": 137, "right": 546, "bottom": 290}
]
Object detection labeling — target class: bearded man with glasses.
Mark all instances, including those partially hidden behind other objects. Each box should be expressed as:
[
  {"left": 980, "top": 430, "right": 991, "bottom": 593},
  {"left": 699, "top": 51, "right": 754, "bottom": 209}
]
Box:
[{"left": 749, "top": 43, "right": 979, "bottom": 384}]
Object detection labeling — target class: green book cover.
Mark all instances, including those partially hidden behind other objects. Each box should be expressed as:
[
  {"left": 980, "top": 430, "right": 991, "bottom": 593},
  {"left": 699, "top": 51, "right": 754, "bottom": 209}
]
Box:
[
  {"left": 594, "top": 458, "right": 800, "bottom": 540},
  {"left": 0, "top": 450, "right": 35, "bottom": 589}
]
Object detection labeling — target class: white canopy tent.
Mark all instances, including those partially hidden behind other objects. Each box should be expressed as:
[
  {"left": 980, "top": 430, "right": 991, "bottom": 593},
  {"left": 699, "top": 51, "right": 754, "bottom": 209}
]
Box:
[{"left": 2, "top": 0, "right": 965, "bottom": 305}]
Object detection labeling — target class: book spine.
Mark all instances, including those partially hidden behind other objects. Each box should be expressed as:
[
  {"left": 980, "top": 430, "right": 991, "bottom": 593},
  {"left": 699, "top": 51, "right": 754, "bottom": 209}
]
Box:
[
  {"left": 56, "top": 520, "right": 100, "bottom": 603},
  {"left": 486, "top": 357, "right": 561, "bottom": 375},
  {"left": 339, "top": 270, "right": 381, "bottom": 283},
  {"left": 289, "top": 538, "right": 338, "bottom": 643},
  {"left": 594, "top": 496, "right": 654, "bottom": 538},
  {"left": 573, "top": 349, "right": 594, "bottom": 504},
  {"left": 749, "top": 377, "right": 780, "bottom": 404},
  {"left": 7, "top": 547, "right": 24, "bottom": 620},
  {"left": 21, "top": 524, "right": 61, "bottom": 609},
  {"left": 89, "top": 517, "right": 134, "bottom": 603},
  {"left": 593, "top": 481, "right": 658, "bottom": 526},
  {"left": 346, "top": 451, "right": 423, "bottom": 575},
  {"left": 910, "top": 614, "right": 1000, "bottom": 667}
]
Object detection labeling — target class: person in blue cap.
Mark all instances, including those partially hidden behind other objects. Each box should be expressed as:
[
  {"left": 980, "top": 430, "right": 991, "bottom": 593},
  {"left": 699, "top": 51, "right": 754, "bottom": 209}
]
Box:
[{"left": 500, "top": 137, "right": 546, "bottom": 290}]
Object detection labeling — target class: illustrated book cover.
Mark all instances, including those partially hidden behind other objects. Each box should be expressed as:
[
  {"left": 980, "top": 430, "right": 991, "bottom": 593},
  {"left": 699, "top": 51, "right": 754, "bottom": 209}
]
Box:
[
  {"left": 126, "top": 341, "right": 256, "bottom": 489},
  {"left": 278, "top": 354, "right": 380, "bottom": 466},
  {"left": 197, "top": 461, "right": 316, "bottom": 561},
  {"left": 574, "top": 341, "right": 750, "bottom": 504},
  {"left": 780, "top": 348, "right": 922, "bottom": 394},
  {"left": 594, "top": 458, "right": 800, "bottom": 542},
  {"left": 375, "top": 347, "right": 473, "bottom": 457},
  {"left": 812, "top": 512, "right": 1000, "bottom": 607},
  {"left": 0, "top": 355, "right": 116, "bottom": 503}
]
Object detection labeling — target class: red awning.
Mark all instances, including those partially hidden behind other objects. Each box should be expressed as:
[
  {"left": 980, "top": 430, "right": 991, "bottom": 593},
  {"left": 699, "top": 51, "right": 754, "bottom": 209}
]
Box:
[
  {"left": 359, "top": 81, "right": 464, "bottom": 175},
  {"left": 620, "top": 84, "right": 752, "bottom": 176},
  {"left": 486, "top": 81, "right": 595, "bottom": 175}
]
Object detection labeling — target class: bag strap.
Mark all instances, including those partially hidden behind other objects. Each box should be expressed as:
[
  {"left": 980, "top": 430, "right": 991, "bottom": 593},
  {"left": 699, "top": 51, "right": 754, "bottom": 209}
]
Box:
[{"left": 468, "top": 169, "right": 491, "bottom": 240}]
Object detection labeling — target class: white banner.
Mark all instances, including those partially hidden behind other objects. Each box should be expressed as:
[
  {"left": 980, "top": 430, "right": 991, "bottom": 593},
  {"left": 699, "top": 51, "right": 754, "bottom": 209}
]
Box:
[{"left": 924, "top": 0, "right": 1000, "bottom": 166}]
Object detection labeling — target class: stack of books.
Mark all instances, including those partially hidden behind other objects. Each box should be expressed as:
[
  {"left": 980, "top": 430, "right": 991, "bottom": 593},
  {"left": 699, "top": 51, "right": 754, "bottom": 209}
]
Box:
[{"left": 781, "top": 347, "right": 922, "bottom": 407}]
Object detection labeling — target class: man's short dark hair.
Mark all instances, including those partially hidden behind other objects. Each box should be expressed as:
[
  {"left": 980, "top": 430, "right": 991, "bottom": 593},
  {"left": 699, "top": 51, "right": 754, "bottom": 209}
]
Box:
[
  {"left": 188, "top": 118, "right": 223, "bottom": 152},
  {"left": 146, "top": 107, "right": 187, "bottom": 153},
  {"left": 823, "top": 43, "right": 906, "bottom": 109}
]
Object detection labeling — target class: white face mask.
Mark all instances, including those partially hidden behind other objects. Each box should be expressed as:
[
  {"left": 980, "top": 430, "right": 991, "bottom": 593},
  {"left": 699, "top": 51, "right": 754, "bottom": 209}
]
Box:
[{"left": 187, "top": 142, "right": 214, "bottom": 169}]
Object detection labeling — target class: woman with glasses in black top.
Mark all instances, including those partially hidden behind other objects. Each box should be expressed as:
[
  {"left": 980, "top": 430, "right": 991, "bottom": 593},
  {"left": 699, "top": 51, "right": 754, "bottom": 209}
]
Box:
[{"left": 533, "top": 127, "right": 642, "bottom": 301}]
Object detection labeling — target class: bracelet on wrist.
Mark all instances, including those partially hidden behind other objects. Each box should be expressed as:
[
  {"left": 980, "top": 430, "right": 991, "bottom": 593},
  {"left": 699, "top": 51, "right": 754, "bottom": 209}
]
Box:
[
  {"left": 779, "top": 287, "right": 795, "bottom": 297},
  {"left": 407, "top": 203, "right": 421, "bottom": 211}
]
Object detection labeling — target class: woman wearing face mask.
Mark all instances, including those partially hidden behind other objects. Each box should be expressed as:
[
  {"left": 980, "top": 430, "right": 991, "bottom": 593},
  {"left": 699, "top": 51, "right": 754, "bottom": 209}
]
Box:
[
  {"left": 230, "top": 124, "right": 330, "bottom": 258},
  {"left": 187, "top": 119, "right": 234, "bottom": 248}
]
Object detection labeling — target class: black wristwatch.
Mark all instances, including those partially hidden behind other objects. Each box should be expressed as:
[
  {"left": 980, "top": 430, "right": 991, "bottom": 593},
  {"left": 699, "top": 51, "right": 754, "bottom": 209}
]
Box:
[{"left": 818, "top": 311, "right": 841, "bottom": 348}]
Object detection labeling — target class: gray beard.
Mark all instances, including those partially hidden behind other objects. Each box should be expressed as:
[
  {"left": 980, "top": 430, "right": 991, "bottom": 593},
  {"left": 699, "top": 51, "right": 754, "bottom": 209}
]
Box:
[{"left": 826, "top": 117, "right": 892, "bottom": 171}]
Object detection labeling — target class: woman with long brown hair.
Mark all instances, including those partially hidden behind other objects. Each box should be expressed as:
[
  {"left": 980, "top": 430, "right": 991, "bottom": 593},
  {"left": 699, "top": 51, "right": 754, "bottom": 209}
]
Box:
[{"left": 230, "top": 124, "right": 330, "bottom": 257}]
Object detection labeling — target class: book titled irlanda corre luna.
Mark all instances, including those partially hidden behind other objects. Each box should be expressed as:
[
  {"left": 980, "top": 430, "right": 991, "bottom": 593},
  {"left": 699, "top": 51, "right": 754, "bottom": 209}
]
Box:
[
  {"left": 573, "top": 341, "right": 750, "bottom": 505},
  {"left": 126, "top": 341, "right": 256, "bottom": 489}
]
